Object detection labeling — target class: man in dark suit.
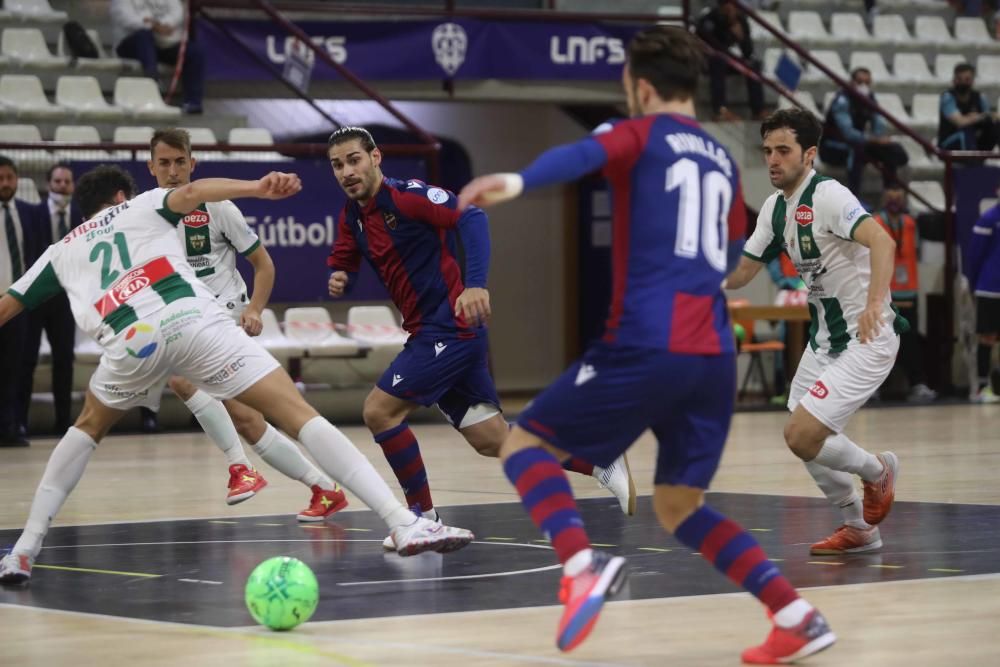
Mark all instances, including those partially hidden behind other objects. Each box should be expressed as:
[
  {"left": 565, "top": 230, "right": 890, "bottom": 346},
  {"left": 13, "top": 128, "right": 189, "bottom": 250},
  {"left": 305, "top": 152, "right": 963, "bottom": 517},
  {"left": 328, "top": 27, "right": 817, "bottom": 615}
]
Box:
[
  {"left": 0, "top": 155, "right": 40, "bottom": 446},
  {"left": 19, "top": 163, "right": 82, "bottom": 435}
]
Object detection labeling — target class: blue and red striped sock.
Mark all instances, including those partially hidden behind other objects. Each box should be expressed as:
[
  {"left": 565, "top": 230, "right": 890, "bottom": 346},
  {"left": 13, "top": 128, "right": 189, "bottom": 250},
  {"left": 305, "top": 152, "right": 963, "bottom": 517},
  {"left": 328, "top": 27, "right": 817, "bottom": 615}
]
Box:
[
  {"left": 674, "top": 505, "right": 799, "bottom": 614},
  {"left": 504, "top": 447, "right": 591, "bottom": 564},
  {"left": 374, "top": 422, "right": 433, "bottom": 512},
  {"left": 562, "top": 457, "right": 594, "bottom": 476}
]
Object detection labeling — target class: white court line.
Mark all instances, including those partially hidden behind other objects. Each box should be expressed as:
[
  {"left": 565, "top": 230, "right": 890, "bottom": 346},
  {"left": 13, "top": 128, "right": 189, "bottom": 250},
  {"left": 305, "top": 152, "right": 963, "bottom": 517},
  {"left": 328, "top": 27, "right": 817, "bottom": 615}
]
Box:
[
  {"left": 38, "top": 538, "right": 554, "bottom": 550},
  {"left": 336, "top": 563, "right": 561, "bottom": 586}
]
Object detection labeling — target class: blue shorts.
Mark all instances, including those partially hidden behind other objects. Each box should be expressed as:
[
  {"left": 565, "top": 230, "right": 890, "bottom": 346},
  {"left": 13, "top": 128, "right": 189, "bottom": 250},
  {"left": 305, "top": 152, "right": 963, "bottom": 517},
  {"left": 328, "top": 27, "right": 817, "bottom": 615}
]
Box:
[
  {"left": 517, "top": 342, "right": 735, "bottom": 489},
  {"left": 377, "top": 329, "right": 501, "bottom": 428}
]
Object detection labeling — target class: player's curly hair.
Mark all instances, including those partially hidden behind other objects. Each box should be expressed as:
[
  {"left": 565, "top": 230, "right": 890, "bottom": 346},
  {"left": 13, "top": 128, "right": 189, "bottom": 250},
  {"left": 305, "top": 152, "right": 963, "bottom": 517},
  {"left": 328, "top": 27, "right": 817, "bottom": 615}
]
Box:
[
  {"left": 76, "top": 164, "right": 137, "bottom": 218},
  {"left": 760, "top": 108, "right": 823, "bottom": 150},
  {"left": 327, "top": 126, "right": 377, "bottom": 153},
  {"left": 627, "top": 26, "right": 703, "bottom": 102}
]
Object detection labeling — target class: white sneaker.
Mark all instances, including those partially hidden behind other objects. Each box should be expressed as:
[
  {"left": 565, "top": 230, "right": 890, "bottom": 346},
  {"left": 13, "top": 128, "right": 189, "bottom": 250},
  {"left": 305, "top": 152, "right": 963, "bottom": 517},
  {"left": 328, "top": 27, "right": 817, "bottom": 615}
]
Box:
[
  {"left": 594, "top": 454, "right": 637, "bottom": 516},
  {"left": 907, "top": 383, "right": 938, "bottom": 403},
  {"left": 974, "top": 386, "right": 1000, "bottom": 404},
  {"left": 383, "top": 508, "right": 440, "bottom": 550},
  {"left": 391, "top": 516, "right": 473, "bottom": 557},
  {"left": 0, "top": 553, "right": 33, "bottom": 585}
]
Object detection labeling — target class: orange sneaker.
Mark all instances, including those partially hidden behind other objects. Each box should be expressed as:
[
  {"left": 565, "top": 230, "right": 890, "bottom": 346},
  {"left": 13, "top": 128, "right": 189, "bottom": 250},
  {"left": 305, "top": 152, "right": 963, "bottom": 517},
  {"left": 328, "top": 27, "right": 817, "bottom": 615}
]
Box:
[
  {"left": 297, "top": 485, "right": 349, "bottom": 522},
  {"left": 810, "top": 524, "right": 881, "bottom": 555},
  {"left": 742, "top": 609, "right": 836, "bottom": 664},
  {"left": 226, "top": 464, "right": 267, "bottom": 505},
  {"left": 863, "top": 452, "right": 899, "bottom": 525},
  {"left": 556, "top": 552, "right": 627, "bottom": 652}
]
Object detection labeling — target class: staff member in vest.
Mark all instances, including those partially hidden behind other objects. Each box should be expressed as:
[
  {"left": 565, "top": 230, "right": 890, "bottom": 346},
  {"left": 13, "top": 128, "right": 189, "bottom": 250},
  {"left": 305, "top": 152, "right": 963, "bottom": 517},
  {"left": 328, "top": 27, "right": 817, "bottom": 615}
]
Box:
[
  {"left": 938, "top": 63, "right": 999, "bottom": 152},
  {"left": 874, "top": 182, "right": 936, "bottom": 403},
  {"left": 0, "top": 156, "right": 40, "bottom": 446},
  {"left": 19, "top": 163, "right": 83, "bottom": 434},
  {"left": 819, "top": 68, "right": 908, "bottom": 195}
]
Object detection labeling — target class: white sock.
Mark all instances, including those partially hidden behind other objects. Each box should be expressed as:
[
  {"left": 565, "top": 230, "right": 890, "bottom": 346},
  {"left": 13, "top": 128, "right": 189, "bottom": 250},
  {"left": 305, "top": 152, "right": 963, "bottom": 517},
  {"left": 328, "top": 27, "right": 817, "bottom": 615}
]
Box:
[
  {"left": 251, "top": 424, "right": 335, "bottom": 490},
  {"left": 297, "top": 416, "right": 414, "bottom": 529},
  {"left": 13, "top": 427, "right": 97, "bottom": 558},
  {"left": 811, "top": 433, "right": 883, "bottom": 482},
  {"left": 422, "top": 508, "right": 439, "bottom": 522},
  {"left": 564, "top": 548, "right": 594, "bottom": 577},
  {"left": 774, "top": 598, "right": 814, "bottom": 628},
  {"left": 184, "top": 391, "right": 251, "bottom": 468},
  {"left": 804, "top": 461, "right": 870, "bottom": 529}
]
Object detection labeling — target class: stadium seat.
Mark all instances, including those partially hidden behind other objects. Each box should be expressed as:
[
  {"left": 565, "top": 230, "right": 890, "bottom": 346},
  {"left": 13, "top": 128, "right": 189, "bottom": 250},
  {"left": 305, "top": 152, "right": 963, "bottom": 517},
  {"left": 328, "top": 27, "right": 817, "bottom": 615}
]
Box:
[
  {"left": 910, "top": 93, "right": 941, "bottom": 127},
  {"left": 346, "top": 305, "right": 408, "bottom": 346},
  {"left": 227, "top": 127, "right": 289, "bottom": 162},
  {"left": 113, "top": 77, "right": 181, "bottom": 118},
  {"left": 56, "top": 75, "right": 122, "bottom": 120},
  {"left": 849, "top": 52, "right": 893, "bottom": 83},
  {"left": 975, "top": 55, "right": 1000, "bottom": 85},
  {"left": 896, "top": 135, "right": 934, "bottom": 169},
  {"left": 778, "top": 90, "right": 822, "bottom": 119},
  {"left": 182, "top": 127, "right": 227, "bottom": 161},
  {"left": 934, "top": 54, "right": 967, "bottom": 84},
  {"left": 16, "top": 176, "right": 41, "bottom": 204},
  {"left": 909, "top": 180, "right": 945, "bottom": 213},
  {"left": 0, "top": 123, "right": 51, "bottom": 164},
  {"left": 1, "top": 28, "right": 69, "bottom": 67},
  {"left": 0, "top": 74, "right": 64, "bottom": 117},
  {"left": 257, "top": 308, "right": 305, "bottom": 360},
  {"left": 56, "top": 28, "right": 137, "bottom": 72},
  {"left": 112, "top": 125, "right": 156, "bottom": 159},
  {"left": 54, "top": 124, "right": 111, "bottom": 159},
  {"left": 3, "top": 0, "right": 67, "bottom": 21},
  {"left": 831, "top": 13, "right": 872, "bottom": 43},
  {"left": 788, "top": 11, "right": 832, "bottom": 43},
  {"left": 875, "top": 93, "right": 912, "bottom": 125},
  {"left": 873, "top": 15, "right": 912, "bottom": 44},
  {"left": 955, "top": 17, "right": 995, "bottom": 46},
  {"left": 914, "top": 16, "right": 954, "bottom": 45},
  {"left": 283, "top": 307, "right": 361, "bottom": 358},
  {"left": 750, "top": 11, "right": 785, "bottom": 42},
  {"left": 802, "top": 50, "right": 848, "bottom": 83},
  {"left": 893, "top": 53, "right": 935, "bottom": 85}
]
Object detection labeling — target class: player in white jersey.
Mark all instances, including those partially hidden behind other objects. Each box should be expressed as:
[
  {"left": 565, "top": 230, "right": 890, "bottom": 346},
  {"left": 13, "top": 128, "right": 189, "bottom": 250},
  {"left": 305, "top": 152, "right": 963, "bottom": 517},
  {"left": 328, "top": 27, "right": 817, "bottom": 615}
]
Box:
[
  {"left": 725, "top": 109, "right": 902, "bottom": 555},
  {"left": 149, "top": 129, "right": 346, "bottom": 521},
  {"left": 0, "top": 165, "right": 474, "bottom": 585}
]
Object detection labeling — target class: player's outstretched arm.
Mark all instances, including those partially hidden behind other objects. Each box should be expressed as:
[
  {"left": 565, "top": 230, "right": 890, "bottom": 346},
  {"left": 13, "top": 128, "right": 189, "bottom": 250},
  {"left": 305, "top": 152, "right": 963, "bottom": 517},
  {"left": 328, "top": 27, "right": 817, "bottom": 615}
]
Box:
[
  {"left": 167, "top": 172, "right": 302, "bottom": 216},
  {"left": 852, "top": 217, "right": 897, "bottom": 343},
  {"left": 0, "top": 294, "right": 26, "bottom": 329},
  {"left": 723, "top": 256, "right": 766, "bottom": 290},
  {"left": 241, "top": 245, "right": 275, "bottom": 337}
]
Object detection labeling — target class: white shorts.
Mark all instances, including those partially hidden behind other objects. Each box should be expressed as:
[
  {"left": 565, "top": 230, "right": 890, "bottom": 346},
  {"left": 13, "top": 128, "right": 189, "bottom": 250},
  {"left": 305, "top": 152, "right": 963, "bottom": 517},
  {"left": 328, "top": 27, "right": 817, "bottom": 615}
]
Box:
[
  {"left": 787, "top": 325, "right": 899, "bottom": 433},
  {"left": 89, "top": 297, "right": 280, "bottom": 411},
  {"left": 217, "top": 292, "right": 248, "bottom": 324}
]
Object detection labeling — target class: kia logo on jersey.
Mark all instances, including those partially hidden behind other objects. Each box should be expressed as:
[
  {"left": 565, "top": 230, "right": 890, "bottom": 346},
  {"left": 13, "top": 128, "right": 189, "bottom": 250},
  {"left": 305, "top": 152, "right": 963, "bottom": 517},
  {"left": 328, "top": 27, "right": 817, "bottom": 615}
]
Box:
[
  {"left": 809, "top": 380, "right": 829, "bottom": 399},
  {"left": 183, "top": 211, "right": 210, "bottom": 227},
  {"left": 116, "top": 275, "right": 151, "bottom": 300},
  {"left": 795, "top": 205, "right": 814, "bottom": 226}
]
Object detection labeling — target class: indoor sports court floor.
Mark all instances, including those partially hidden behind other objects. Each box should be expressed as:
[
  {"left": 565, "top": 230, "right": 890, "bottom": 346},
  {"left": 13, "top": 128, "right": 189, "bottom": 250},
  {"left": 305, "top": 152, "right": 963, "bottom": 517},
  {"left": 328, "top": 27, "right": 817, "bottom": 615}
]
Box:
[{"left": 2, "top": 403, "right": 998, "bottom": 666}]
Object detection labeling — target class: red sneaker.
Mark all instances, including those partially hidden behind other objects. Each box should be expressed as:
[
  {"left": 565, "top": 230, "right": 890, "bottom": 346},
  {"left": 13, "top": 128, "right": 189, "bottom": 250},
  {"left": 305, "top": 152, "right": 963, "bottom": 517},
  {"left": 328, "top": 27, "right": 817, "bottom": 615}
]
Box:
[
  {"left": 863, "top": 452, "right": 899, "bottom": 525},
  {"left": 556, "top": 552, "right": 627, "bottom": 652},
  {"left": 297, "top": 485, "right": 349, "bottom": 522},
  {"left": 810, "top": 524, "right": 881, "bottom": 555},
  {"left": 226, "top": 464, "right": 267, "bottom": 505},
  {"left": 742, "top": 609, "right": 836, "bottom": 664}
]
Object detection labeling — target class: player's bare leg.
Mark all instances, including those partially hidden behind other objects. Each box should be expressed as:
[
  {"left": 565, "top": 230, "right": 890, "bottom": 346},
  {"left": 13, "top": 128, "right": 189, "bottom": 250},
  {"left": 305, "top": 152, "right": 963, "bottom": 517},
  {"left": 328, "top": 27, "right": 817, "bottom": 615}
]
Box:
[
  {"left": 499, "top": 426, "right": 627, "bottom": 652},
  {"left": 785, "top": 406, "right": 898, "bottom": 554},
  {"left": 653, "top": 484, "right": 836, "bottom": 664},
  {"left": 235, "top": 368, "right": 472, "bottom": 555},
  {"left": 1, "top": 390, "right": 126, "bottom": 584}
]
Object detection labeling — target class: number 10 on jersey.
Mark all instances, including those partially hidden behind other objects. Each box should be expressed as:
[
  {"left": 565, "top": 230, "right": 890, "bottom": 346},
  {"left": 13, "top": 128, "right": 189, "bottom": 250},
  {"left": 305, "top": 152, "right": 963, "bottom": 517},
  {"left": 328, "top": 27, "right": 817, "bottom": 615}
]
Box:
[{"left": 666, "top": 157, "right": 732, "bottom": 273}]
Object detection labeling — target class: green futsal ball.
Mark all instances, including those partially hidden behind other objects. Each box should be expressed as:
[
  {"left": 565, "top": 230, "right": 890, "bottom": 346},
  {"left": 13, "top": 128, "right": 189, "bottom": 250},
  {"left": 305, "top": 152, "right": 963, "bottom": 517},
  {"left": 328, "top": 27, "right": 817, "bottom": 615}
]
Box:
[
  {"left": 245, "top": 556, "right": 319, "bottom": 630},
  {"left": 733, "top": 323, "right": 746, "bottom": 344}
]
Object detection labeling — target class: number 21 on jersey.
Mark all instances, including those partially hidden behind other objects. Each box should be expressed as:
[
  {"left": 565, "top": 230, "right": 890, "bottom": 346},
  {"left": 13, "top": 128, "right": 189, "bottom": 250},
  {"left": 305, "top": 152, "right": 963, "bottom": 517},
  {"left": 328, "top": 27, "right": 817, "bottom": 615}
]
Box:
[
  {"left": 89, "top": 232, "right": 133, "bottom": 289},
  {"left": 666, "top": 157, "right": 732, "bottom": 272}
]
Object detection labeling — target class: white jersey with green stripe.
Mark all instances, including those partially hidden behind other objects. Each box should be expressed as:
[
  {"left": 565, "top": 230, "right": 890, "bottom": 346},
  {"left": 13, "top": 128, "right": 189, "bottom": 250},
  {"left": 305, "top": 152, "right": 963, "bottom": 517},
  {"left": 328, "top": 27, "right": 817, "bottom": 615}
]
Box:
[
  {"left": 8, "top": 188, "right": 214, "bottom": 341},
  {"left": 743, "top": 170, "right": 897, "bottom": 354},
  {"left": 176, "top": 200, "right": 259, "bottom": 305}
]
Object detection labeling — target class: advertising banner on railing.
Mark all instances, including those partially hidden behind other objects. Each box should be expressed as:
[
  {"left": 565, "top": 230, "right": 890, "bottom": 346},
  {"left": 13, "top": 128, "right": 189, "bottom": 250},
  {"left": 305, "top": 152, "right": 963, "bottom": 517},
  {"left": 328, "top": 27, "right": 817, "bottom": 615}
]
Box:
[
  {"left": 197, "top": 18, "right": 642, "bottom": 82},
  {"left": 67, "top": 157, "right": 428, "bottom": 303}
]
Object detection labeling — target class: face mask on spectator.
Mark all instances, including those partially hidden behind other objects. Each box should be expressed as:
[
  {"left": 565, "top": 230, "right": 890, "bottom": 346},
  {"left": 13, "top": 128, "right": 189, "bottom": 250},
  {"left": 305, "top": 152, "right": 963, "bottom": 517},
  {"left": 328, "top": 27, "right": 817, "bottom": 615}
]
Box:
[
  {"left": 49, "top": 192, "right": 70, "bottom": 208},
  {"left": 854, "top": 83, "right": 871, "bottom": 96}
]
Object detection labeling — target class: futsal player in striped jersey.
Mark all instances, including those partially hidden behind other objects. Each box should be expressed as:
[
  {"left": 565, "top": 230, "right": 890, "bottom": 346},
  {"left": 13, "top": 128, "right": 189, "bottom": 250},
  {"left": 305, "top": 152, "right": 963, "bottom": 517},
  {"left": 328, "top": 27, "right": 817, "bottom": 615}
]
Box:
[{"left": 459, "top": 26, "right": 834, "bottom": 665}]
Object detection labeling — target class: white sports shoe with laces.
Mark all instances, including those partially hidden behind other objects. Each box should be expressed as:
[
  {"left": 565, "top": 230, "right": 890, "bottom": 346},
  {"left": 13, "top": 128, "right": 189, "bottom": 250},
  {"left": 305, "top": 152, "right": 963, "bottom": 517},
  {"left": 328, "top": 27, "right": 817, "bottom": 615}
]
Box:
[
  {"left": 594, "top": 454, "right": 637, "bottom": 515},
  {"left": 391, "top": 516, "right": 473, "bottom": 556},
  {"left": 0, "top": 552, "right": 33, "bottom": 585}
]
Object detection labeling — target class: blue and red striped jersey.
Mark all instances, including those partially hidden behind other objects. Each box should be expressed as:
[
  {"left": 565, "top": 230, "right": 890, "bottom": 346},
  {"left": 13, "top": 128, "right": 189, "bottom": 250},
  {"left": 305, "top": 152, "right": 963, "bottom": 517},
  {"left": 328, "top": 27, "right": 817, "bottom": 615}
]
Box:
[
  {"left": 521, "top": 114, "right": 746, "bottom": 354},
  {"left": 327, "top": 177, "right": 488, "bottom": 335}
]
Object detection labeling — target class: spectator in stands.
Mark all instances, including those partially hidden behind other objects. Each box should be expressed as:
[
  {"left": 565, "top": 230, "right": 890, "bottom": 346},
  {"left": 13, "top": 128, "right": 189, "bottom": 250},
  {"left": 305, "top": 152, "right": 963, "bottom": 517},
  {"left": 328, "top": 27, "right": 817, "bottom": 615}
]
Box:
[
  {"left": 111, "top": 0, "right": 205, "bottom": 114},
  {"left": 966, "top": 197, "right": 1000, "bottom": 403},
  {"left": 695, "top": 0, "right": 766, "bottom": 122},
  {"left": 19, "top": 164, "right": 83, "bottom": 435},
  {"left": 0, "top": 156, "right": 40, "bottom": 446},
  {"left": 820, "top": 67, "right": 908, "bottom": 195},
  {"left": 938, "top": 63, "right": 999, "bottom": 153},
  {"left": 873, "top": 182, "right": 937, "bottom": 403}
]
